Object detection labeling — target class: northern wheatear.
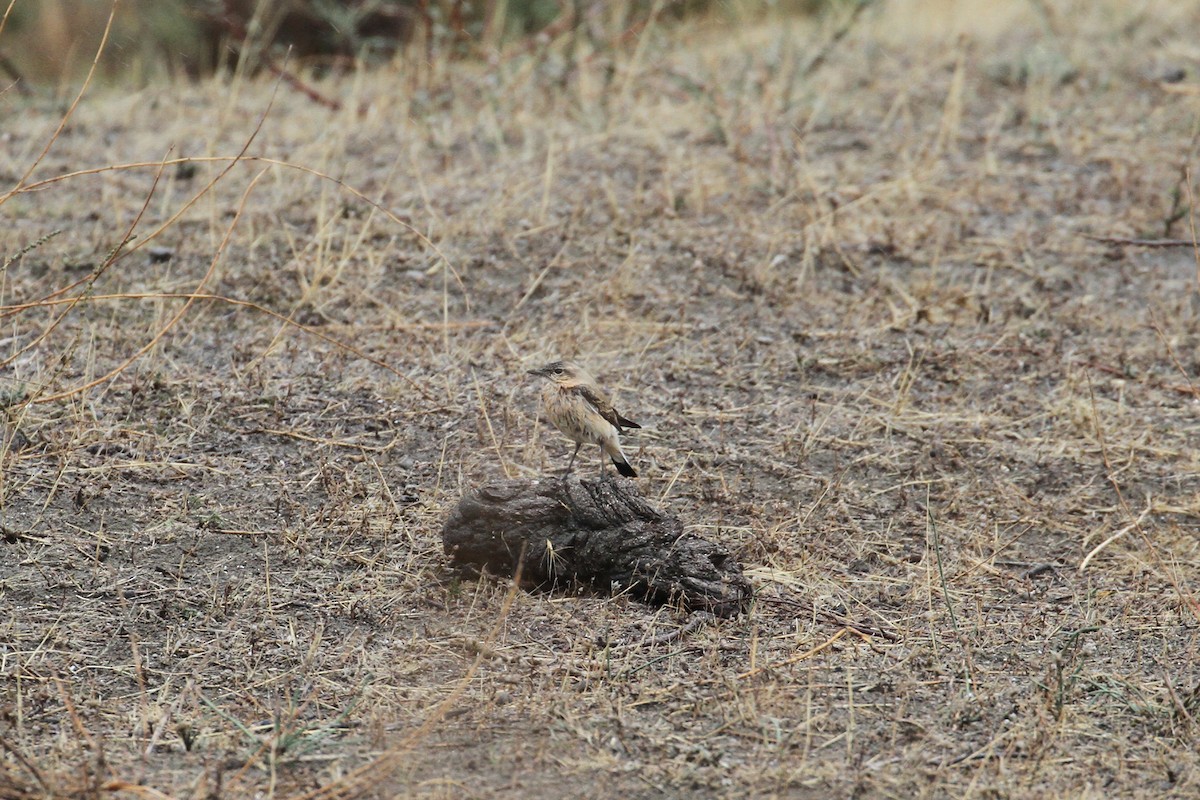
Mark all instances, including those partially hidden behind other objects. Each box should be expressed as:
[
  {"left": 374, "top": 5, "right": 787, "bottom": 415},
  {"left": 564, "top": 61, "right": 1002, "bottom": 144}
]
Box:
[{"left": 527, "top": 360, "right": 641, "bottom": 478}]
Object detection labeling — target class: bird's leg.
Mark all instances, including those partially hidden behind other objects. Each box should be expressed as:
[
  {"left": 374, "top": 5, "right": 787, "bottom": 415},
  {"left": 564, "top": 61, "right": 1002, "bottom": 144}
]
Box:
[
  {"left": 563, "top": 442, "right": 582, "bottom": 478},
  {"left": 598, "top": 444, "right": 607, "bottom": 479}
]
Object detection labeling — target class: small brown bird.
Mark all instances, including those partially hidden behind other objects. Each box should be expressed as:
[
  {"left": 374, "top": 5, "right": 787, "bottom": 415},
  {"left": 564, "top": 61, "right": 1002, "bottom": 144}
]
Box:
[{"left": 527, "top": 360, "right": 641, "bottom": 478}]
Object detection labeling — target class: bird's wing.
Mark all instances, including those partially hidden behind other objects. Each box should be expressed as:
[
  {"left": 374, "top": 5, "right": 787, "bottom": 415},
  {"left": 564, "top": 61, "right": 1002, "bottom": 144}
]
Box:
[
  {"left": 576, "top": 384, "right": 622, "bottom": 429},
  {"left": 577, "top": 385, "right": 640, "bottom": 431}
]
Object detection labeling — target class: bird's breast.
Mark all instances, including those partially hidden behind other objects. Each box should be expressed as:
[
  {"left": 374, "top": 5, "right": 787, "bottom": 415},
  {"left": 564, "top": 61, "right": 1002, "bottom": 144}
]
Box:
[{"left": 541, "top": 383, "right": 615, "bottom": 443}]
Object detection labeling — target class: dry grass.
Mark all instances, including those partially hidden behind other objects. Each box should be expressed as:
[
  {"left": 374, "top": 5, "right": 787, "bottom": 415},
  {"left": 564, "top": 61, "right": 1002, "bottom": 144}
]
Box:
[{"left": 3, "top": 0, "right": 1200, "bottom": 797}]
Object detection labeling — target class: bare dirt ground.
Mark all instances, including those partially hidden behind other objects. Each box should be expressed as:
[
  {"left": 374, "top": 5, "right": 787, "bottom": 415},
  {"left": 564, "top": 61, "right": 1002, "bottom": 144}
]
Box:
[{"left": 3, "top": 1, "right": 1200, "bottom": 797}]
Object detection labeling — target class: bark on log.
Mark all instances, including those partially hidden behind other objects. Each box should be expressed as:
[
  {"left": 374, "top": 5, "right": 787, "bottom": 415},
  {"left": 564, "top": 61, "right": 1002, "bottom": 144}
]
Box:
[{"left": 441, "top": 476, "right": 751, "bottom": 618}]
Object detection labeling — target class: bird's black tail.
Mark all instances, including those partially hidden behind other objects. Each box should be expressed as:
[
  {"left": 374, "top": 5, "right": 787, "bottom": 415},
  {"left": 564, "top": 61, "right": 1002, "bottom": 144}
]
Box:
[{"left": 613, "top": 458, "right": 637, "bottom": 478}]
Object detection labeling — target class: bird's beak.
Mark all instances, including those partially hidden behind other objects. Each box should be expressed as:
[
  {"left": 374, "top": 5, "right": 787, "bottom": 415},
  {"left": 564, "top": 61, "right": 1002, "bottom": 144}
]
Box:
[{"left": 527, "top": 368, "right": 543, "bottom": 377}]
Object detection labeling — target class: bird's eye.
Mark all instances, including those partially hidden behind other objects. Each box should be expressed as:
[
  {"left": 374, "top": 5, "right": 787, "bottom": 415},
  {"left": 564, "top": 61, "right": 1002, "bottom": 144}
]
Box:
[{"left": 553, "top": 367, "right": 564, "bottom": 374}]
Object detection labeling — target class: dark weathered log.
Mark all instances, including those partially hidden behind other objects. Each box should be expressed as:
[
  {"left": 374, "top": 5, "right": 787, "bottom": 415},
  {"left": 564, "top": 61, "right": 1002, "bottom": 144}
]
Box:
[{"left": 442, "top": 476, "right": 751, "bottom": 618}]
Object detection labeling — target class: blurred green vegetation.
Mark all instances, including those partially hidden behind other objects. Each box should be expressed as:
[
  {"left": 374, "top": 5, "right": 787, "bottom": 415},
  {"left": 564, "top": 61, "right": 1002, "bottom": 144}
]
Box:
[{"left": 0, "top": 0, "right": 843, "bottom": 85}]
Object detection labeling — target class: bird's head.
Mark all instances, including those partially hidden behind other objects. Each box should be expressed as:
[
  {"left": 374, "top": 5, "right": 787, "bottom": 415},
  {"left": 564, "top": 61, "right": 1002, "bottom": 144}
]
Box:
[{"left": 527, "top": 360, "right": 585, "bottom": 385}]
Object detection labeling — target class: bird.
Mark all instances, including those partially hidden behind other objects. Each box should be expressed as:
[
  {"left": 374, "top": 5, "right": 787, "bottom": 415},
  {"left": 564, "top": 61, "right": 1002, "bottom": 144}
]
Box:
[{"left": 527, "top": 359, "right": 641, "bottom": 478}]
